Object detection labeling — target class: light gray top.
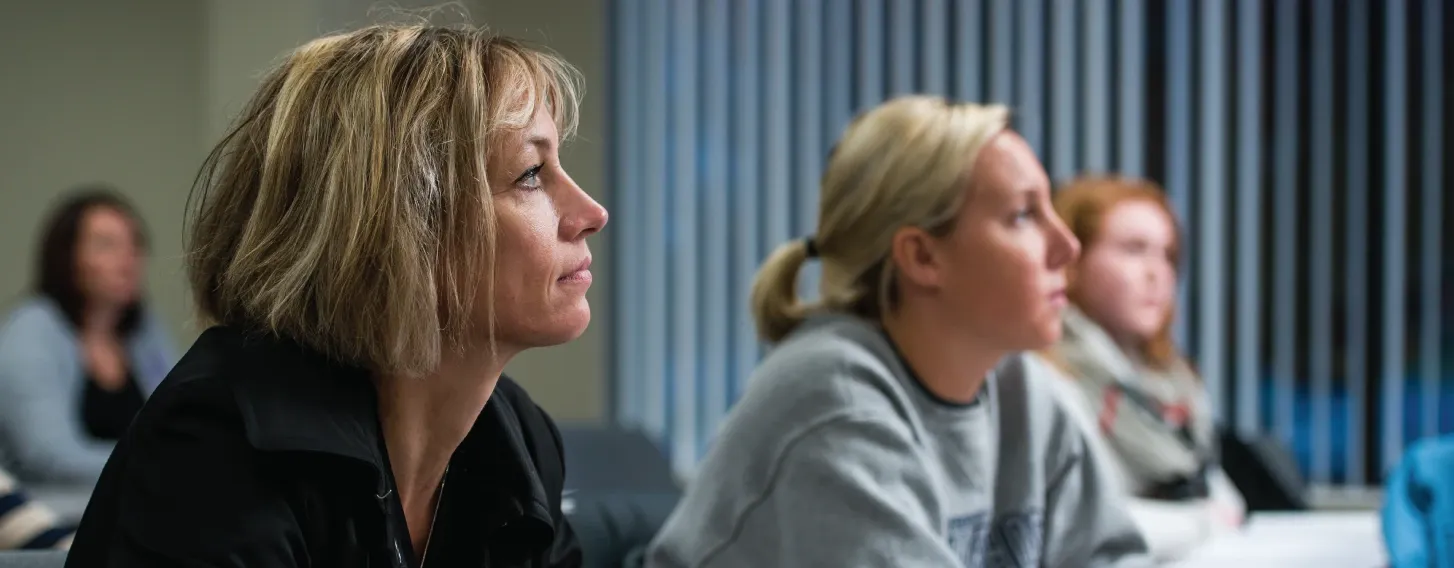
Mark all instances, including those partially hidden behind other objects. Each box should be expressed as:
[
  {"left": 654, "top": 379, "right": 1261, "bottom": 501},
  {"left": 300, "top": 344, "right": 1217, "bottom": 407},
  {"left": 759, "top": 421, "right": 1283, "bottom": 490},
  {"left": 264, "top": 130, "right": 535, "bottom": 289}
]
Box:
[
  {"left": 0, "top": 296, "right": 176, "bottom": 484},
  {"left": 646, "top": 314, "right": 1151, "bottom": 567}
]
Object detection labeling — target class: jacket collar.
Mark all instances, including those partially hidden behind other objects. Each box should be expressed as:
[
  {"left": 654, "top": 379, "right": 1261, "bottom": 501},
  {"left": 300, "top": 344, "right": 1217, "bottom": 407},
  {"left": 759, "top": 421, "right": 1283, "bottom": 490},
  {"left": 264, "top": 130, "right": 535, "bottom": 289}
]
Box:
[{"left": 203, "top": 326, "right": 554, "bottom": 533}]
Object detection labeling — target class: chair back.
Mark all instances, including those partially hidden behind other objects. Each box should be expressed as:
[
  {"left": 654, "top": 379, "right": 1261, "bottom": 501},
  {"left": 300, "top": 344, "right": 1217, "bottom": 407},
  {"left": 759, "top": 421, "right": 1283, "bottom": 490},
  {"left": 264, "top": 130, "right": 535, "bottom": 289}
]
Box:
[
  {"left": 1219, "top": 428, "right": 1309, "bottom": 511},
  {"left": 0, "top": 551, "right": 67, "bottom": 568}
]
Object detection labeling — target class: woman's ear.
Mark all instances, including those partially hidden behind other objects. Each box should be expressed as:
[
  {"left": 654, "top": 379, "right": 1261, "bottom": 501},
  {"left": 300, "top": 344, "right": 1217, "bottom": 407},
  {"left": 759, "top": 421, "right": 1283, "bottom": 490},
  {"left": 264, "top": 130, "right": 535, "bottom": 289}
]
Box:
[{"left": 889, "top": 226, "right": 944, "bottom": 293}]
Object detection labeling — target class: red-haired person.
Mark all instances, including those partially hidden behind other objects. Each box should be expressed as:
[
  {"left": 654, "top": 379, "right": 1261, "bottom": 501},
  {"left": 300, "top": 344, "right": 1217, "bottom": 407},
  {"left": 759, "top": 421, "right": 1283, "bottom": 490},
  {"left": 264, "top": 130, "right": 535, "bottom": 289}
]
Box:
[{"left": 1038, "top": 177, "right": 1245, "bottom": 562}]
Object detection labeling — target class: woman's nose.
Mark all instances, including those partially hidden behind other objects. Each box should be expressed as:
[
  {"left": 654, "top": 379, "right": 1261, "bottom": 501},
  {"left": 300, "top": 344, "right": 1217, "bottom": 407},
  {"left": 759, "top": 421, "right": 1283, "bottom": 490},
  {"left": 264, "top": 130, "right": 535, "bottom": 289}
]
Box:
[
  {"left": 1047, "top": 217, "right": 1081, "bottom": 268},
  {"left": 560, "top": 179, "right": 608, "bottom": 240}
]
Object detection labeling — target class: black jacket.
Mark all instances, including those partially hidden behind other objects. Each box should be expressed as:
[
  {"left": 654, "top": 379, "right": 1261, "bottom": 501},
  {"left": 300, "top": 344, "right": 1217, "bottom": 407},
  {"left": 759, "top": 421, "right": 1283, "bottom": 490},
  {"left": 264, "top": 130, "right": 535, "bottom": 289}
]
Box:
[{"left": 65, "top": 326, "right": 582, "bottom": 567}]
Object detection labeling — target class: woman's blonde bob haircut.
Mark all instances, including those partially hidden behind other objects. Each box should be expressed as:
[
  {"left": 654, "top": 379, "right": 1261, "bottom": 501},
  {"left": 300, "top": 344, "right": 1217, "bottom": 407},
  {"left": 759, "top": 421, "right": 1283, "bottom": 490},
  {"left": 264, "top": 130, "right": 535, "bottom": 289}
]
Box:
[
  {"left": 751, "top": 96, "right": 1009, "bottom": 343},
  {"left": 186, "top": 24, "right": 582, "bottom": 377}
]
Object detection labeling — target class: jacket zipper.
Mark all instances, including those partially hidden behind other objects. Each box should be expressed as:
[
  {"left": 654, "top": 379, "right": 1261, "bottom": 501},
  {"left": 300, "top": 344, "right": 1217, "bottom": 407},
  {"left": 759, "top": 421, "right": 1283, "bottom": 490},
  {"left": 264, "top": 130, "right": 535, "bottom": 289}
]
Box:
[{"left": 418, "top": 465, "right": 449, "bottom": 567}]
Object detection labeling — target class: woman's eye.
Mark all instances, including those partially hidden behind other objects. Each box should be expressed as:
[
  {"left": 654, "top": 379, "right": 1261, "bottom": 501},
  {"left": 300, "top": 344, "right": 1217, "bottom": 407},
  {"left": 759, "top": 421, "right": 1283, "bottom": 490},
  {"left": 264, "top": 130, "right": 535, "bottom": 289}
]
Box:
[
  {"left": 516, "top": 164, "right": 544, "bottom": 190},
  {"left": 1011, "top": 206, "right": 1036, "bottom": 223}
]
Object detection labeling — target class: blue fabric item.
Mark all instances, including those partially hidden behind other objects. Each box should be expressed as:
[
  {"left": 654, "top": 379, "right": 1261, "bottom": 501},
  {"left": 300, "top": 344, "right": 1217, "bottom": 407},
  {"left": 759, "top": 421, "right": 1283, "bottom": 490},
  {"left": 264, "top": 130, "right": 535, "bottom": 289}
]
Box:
[
  {"left": 1382, "top": 435, "right": 1454, "bottom": 568},
  {"left": 0, "top": 296, "right": 176, "bottom": 484}
]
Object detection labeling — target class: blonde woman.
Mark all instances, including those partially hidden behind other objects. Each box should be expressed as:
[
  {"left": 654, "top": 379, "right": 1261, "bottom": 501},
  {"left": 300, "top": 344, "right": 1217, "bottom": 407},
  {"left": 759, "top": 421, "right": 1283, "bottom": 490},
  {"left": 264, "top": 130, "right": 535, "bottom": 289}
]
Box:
[
  {"left": 647, "top": 97, "right": 1150, "bottom": 567},
  {"left": 66, "top": 25, "right": 605, "bottom": 567},
  {"left": 1039, "top": 177, "right": 1245, "bottom": 562}
]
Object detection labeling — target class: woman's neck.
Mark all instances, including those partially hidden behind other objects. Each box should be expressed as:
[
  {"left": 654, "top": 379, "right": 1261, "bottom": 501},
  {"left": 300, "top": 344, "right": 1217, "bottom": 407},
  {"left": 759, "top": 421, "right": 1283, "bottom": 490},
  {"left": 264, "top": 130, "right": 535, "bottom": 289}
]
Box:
[
  {"left": 881, "top": 303, "right": 1005, "bottom": 405},
  {"left": 1080, "top": 310, "right": 1151, "bottom": 367},
  {"left": 1070, "top": 304, "right": 1149, "bottom": 365},
  {"left": 375, "top": 346, "right": 514, "bottom": 495},
  {"left": 375, "top": 343, "right": 517, "bottom": 555},
  {"left": 81, "top": 305, "right": 123, "bottom": 338}
]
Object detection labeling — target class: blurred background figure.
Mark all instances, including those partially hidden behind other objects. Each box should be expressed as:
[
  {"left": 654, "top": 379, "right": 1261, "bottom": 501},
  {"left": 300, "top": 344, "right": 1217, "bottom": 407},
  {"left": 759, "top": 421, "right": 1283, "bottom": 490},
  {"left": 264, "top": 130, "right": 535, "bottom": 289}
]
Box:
[
  {"left": 1039, "top": 176, "right": 1245, "bottom": 562},
  {"left": 0, "top": 189, "right": 176, "bottom": 485}
]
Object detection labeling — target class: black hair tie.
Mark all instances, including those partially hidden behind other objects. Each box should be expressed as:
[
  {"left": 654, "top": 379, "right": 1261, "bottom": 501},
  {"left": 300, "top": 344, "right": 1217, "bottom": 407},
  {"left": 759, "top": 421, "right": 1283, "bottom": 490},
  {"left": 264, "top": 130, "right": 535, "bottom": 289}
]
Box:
[{"left": 803, "top": 238, "right": 820, "bottom": 258}]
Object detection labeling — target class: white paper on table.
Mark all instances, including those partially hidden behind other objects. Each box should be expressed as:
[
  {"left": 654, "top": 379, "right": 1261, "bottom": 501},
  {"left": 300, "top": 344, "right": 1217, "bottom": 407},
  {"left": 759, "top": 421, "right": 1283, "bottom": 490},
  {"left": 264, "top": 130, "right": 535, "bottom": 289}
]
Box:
[{"left": 1169, "top": 511, "right": 1387, "bottom": 568}]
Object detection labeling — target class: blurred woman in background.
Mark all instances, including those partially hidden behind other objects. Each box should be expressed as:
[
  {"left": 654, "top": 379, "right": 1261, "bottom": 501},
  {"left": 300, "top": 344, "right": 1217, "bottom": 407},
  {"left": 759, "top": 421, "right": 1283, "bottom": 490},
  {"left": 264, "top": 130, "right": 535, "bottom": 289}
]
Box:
[
  {"left": 648, "top": 97, "right": 1149, "bottom": 567},
  {"left": 0, "top": 189, "right": 176, "bottom": 484},
  {"left": 1039, "top": 176, "right": 1245, "bottom": 562}
]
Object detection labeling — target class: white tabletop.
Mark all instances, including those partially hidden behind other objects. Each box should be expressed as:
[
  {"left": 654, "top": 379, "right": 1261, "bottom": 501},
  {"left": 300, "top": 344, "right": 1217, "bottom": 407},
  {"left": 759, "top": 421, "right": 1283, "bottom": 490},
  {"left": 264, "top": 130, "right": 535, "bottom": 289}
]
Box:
[{"left": 1170, "top": 511, "right": 1387, "bottom": 568}]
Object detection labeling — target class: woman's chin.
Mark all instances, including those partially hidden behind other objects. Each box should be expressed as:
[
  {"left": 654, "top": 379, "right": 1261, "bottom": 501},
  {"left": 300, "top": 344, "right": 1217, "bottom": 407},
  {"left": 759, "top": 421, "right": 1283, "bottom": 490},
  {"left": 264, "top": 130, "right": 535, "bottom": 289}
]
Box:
[
  {"left": 1023, "top": 320, "right": 1064, "bottom": 350},
  {"left": 543, "top": 305, "right": 593, "bottom": 345}
]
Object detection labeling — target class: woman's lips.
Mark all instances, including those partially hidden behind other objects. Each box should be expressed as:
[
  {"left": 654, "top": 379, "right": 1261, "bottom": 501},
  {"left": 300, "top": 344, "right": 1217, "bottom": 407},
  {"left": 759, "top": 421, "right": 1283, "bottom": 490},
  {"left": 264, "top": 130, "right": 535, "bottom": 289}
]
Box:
[{"left": 559, "top": 257, "right": 593, "bottom": 285}]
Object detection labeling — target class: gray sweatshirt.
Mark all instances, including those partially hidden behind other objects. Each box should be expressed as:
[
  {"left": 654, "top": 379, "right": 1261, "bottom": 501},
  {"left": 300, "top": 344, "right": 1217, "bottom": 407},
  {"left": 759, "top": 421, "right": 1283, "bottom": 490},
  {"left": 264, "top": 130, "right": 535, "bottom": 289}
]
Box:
[{"left": 646, "top": 315, "right": 1151, "bottom": 567}]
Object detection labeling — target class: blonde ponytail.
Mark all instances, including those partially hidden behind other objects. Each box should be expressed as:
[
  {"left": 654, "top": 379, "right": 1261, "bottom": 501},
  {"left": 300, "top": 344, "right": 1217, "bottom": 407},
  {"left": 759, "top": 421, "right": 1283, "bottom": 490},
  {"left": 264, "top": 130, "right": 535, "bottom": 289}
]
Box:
[
  {"left": 750, "top": 96, "right": 1008, "bottom": 345},
  {"left": 750, "top": 239, "right": 815, "bottom": 343}
]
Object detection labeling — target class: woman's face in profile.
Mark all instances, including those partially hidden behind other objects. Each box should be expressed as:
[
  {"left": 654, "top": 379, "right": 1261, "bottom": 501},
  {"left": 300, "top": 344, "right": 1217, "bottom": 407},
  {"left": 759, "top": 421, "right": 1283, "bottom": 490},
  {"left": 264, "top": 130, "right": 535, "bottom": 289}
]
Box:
[
  {"left": 1074, "top": 200, "right": 1178, "bottom": 343},
  {"left": 486, "top": 109, "right": 609, "bottom": 349},
  {"left": 76, "top": 205, "right": 143, "bottom": 309},
  {"left": 931, "top": 132, "right": 1081, "bottom": 351}
]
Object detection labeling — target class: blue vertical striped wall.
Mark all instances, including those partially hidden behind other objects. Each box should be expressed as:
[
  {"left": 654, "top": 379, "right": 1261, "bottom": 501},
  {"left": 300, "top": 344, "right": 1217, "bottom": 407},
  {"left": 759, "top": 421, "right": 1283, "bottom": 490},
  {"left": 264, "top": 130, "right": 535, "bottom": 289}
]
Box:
[{"left": 609, "top": 0, "right": 1451, "bottom": 484}]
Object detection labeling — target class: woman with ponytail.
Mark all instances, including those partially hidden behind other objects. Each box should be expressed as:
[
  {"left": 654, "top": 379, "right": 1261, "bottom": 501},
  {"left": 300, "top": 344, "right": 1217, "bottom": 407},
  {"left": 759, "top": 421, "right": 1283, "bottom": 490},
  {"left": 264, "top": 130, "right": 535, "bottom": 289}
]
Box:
[{"left": 647, "top": 97, "right": 1151, "bottom": 568}]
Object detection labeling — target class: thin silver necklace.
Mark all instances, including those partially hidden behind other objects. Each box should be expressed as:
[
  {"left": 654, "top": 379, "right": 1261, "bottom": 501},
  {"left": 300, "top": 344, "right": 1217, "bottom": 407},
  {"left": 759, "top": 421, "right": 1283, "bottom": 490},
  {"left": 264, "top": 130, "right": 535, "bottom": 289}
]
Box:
[{"left": 418, "top": 465, "right": 449, "bottom": 567}]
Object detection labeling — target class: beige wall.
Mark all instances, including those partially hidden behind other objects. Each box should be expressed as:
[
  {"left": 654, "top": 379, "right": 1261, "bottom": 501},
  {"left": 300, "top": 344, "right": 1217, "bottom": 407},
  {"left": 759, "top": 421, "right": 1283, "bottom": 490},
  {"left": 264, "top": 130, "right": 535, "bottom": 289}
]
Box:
[
  {"left": 204, "top": 0, "right": 317, "bottom": 145},
  {"left": 0, "top": 0, "right": 611, "bottom": 422},
  {"left": 0, "top": 0, "right": 205, "bottom": 338}
]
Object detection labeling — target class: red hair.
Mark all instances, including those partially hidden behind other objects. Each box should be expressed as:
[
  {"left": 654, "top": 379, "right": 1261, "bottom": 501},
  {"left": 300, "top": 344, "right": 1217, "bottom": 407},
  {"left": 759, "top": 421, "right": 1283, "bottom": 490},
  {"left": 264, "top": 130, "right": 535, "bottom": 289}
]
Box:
[{"left": 1052, "top": 176, "right": 1182, "bottom": 369}]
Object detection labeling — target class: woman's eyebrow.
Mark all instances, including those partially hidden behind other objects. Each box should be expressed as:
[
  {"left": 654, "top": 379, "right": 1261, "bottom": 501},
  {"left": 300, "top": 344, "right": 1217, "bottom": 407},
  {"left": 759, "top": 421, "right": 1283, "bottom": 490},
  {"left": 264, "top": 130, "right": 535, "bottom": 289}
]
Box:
[
  {"left": 526, "top": 134, "right": 554, "bottom": 152},
  {"left": 1013, "top": 185, "right": 1047, "bottom": 201}
]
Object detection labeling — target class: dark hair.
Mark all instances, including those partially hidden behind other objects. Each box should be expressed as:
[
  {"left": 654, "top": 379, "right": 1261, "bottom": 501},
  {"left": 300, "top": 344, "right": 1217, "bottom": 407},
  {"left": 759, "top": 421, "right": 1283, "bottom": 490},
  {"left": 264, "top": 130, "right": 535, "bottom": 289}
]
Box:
[{"left": 34, "top": 186, "right": 149, "bottom": 336}]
